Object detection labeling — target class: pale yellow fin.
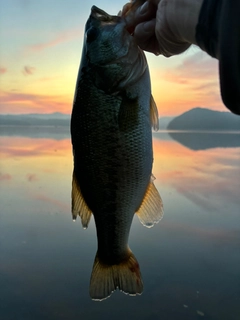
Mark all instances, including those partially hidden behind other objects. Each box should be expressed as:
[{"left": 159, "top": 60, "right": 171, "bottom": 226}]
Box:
[
  {"left": 136, "top": 176, "right": 163, "bottom": 228},
  {"left": 89, "top": 250, "right": 143, "bottom": 301},
  {"left": 71, "top": 171, "right": 92, "bottom": 229},
  {"left": 150, "top": 95, "right": 159, "bottom": 131}
]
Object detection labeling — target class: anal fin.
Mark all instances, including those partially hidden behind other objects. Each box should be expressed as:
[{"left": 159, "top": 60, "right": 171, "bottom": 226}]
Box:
[
  {"left": 72, "top": 171, "right": 92, "bottom": 229},
  {"left": 136, "top": 176, "right": 163, "bottom": 228}
]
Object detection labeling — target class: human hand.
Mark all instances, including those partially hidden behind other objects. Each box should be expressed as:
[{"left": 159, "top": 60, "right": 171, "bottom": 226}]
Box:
[{"left": 123, "top": 0, "right": 203, "bottom": 57}]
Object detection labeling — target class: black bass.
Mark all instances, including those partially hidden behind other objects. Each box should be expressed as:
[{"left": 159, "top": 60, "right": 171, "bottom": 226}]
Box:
[{"left": 71, "top": 5, "right": 163, "bottom": 301}]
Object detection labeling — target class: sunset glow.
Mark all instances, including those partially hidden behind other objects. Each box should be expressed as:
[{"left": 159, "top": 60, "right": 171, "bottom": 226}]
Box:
[{"left": 0, "top": 0, "right": 227, "bottom": 116}]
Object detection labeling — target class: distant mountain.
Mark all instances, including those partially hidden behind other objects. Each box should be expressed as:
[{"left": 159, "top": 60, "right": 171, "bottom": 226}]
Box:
[
  {"left": 21, "top": 112, "right": 70, "bottom": 120},
  {"left": 167, "top": 107, "right": 240, "bottom": 131},
  {"left": 2, "top": 108, "right": 239, "bottom": 132},
  {"left": 0, "top": 125, "right": 70, "bottom": 140},
  {"left": 158, "top": 116, "right": 174, "bottom": 130},
  {"left": 0, "top": 113, "right": 70, "bottom": 126},
  {"left": 0, "top": 112, "right": 173, "bottom": 130}
]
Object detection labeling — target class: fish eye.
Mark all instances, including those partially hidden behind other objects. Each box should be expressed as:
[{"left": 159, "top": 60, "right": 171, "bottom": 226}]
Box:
[{"left": 86, "top": 27, "right": 99, "bottom": 43}]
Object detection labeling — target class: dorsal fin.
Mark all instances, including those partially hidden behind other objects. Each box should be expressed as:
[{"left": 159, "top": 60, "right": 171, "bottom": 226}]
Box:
[
  {"left": 136, "top": 176, "right": 163, "bottom": 228},
  {"left": 72, "top": 171, "right": 92, "bottom": 229},
  {"left": 150, "top": 95, "right": 159, "bottom": 131}
]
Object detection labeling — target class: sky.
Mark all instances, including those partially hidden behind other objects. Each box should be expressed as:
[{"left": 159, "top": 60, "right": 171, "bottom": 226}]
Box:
[{"left": 0, "top": 0, "right": 227, "bottom": 117}]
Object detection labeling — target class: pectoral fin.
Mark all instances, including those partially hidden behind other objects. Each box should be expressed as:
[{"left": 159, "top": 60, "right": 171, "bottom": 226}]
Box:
[
  {"left": 90, "top": 249, "right": 143, "bottom": 301},
  {"left": 136, "top": 176, "right": 163, "bottom": 228},
  {"left": 72, "top": 171, "right": 92, "bottom": 229},
  {"left": 150, "top": 95, "right": 159, "bottom": 131}
]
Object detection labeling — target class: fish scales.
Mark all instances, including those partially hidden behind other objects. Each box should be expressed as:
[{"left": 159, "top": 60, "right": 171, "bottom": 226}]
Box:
[
  {"left": 71, "top": 4, "right": 163, "bottom": 301},
  {"left": 72, "top": 78, "right": 152, "bottom": 256}
]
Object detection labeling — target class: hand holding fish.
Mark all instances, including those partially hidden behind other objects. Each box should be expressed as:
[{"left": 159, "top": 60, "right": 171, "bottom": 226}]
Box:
[
  {"left": 123, "top": 0, "right": 240, "bottom": 115},
  {"left": 123, "top": 0, "right": 203, "bottom": 56}
]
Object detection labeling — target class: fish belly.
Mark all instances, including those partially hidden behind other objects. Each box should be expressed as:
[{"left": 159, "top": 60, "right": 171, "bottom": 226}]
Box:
[{"left": 71, "top": 77, "right": 152, "bottom": 262}]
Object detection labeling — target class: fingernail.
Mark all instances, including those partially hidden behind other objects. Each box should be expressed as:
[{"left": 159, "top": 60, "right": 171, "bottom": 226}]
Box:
[{"left": 140, "top": 1, "right": 149, "bottom": 14}]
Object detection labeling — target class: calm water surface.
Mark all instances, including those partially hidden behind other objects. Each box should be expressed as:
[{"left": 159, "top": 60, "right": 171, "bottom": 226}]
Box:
[{"left": 0, "top": 127, "right": 240, "bottom": 320}]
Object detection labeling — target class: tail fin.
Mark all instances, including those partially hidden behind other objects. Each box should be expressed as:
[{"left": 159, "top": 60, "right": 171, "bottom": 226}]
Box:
[{"left": 89, "top": 250, "right": 143, "bottom": 301}]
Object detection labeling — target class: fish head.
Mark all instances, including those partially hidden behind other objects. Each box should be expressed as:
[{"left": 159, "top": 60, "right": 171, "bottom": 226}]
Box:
[
  {"left": 82, "top": 6, "right": 147, "bottom": 93},
  {"left": 85, "top": 6, "right": 128, "bottom": 63}
]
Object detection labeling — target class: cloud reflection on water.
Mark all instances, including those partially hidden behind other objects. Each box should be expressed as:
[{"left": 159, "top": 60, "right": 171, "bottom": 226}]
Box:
[
  {"left": 168, "top": 131, "right": 240, "bottom": 150},
  {"left": 0, "top": 128, "right": 240, "bottom": 319},
  {"left": 1, "top": 131, "right": 239, "bottom": 216},
  {"left": 0, "top": 134, "right": 72, "bottom": 217},
  {"left": 152, "top": 134, "right": 240, "bottom": 213}
]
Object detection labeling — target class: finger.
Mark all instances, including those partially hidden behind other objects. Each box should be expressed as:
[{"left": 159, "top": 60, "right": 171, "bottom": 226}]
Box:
[
  {"left": 134, "top": 19, "right": 161, "bottom": 55},
  {"left": 124, "top": 1, "right": 157, "bottom": 27},
  {"left": 121, "top": 3, "right": 132, "bottom": 16},
  {"left": 134, "top": 18, "right": 156, "bottom": 37}
]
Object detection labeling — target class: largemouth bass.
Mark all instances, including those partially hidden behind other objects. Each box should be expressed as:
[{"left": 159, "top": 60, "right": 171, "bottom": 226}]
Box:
[{"left": 71, "top": 4, "right": 163, "bottom": 301}]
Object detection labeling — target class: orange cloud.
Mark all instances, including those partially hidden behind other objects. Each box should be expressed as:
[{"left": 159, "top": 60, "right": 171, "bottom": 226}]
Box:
[
  {"left": 26, "top": 27, "right": 83, "bottom": 53},
  {"left": 27, "top": 173, "right": 38, "bottom": 182},
  {"left": 0, "top": 173, "right": 12, "bottom": 181},
  {"left": 0, "top": 90, "right": 71, "bottom": 114},
  {"left": 151, "top": 51, "right": 224, "bottom": 116},
  {"left": 0, "top": 67, "right": 7, "bottom": 74},
  {"left": 163, "top": 51, "right": 219, "bottom": 86},
  {"left": 22, "top": 65, "right": 36, "bottom": 76}
]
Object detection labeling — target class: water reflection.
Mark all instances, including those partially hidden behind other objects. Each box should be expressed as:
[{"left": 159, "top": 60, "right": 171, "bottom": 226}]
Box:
[
  {"left": 0, "top": 127, "right": 240, "bottom": 320},
  {"left": 168, "top": 131, "right": 240, "bottom": 150},
  {"left": 0, "top": 125, "right": 70, "bottom": 140},
  {"left": 152, "top": 133, "right": 240, "bottom": 214}
]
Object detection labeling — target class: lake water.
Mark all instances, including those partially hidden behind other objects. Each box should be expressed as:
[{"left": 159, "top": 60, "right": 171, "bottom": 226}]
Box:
[{"left": 0, "top": 127, "right": 240, "bottom": 320}]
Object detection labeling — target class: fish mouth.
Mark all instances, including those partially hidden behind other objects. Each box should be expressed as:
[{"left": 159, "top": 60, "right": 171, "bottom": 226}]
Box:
[
  {"left": 91, "top": 6, "right": 114, "bottom": 22},
  {"left": 90, "top": 6, "right": 132, "bottom": 35}
]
